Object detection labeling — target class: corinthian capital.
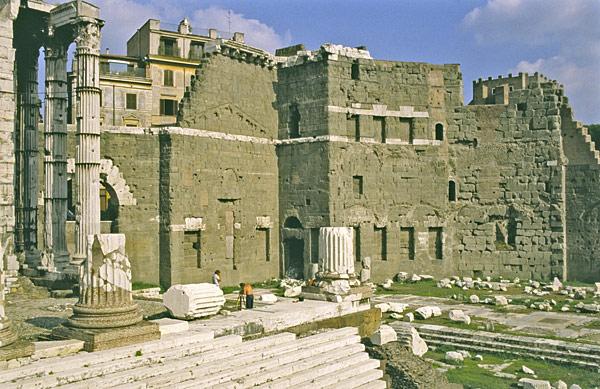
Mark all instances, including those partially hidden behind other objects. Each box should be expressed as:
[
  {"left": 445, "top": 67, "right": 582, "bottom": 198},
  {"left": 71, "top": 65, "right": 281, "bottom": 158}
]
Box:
[{"left": 74, "top": 19, "right": 101, "bottom": 51}]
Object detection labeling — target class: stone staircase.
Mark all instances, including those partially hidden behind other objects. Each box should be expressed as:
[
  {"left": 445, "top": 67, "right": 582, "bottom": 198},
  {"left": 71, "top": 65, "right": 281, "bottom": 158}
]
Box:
[
  {"left": 0, "top": 327, "right": 385, "bottom": 388},
  {"left": 392, "top": 321, "right": 600, "bottom": 371}
]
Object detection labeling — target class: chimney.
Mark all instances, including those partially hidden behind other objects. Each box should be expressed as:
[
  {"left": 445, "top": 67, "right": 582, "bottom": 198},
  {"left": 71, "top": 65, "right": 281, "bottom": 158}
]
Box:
[
  {"left": 232, "top": 32, "right": 244, "bottom": 43},
  {"left": 208, "top": 29, "right": 218, "bottom": 39},
  {"left": 178, "top": 18, "right": 192, "bottom": 35},
  {"left": 105, "top": 48, "right": 109, "bottom": 54}
]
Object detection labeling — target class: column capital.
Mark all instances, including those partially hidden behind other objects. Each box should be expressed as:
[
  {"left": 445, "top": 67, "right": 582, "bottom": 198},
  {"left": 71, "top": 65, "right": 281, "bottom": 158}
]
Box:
[{"left": 73, "top": 18, "right": 102, "bottom": 51}]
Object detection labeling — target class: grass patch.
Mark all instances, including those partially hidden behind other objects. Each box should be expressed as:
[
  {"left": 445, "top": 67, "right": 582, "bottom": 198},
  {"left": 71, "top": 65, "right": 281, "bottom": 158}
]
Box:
[
  {"left": 583, "top": 320, "right": 600, "bottom": 330},
  {"left": 132, "top": 282, "right": 162, "bottom": 292},
  {"left": 376, "top": 280, "right": 458, "bottom": 298},
  {"left": 427, "top": 347, "right": 600, "bottom": 389},
  {"left": 222, "top": 279, "right": 284, "bottom": 297}
]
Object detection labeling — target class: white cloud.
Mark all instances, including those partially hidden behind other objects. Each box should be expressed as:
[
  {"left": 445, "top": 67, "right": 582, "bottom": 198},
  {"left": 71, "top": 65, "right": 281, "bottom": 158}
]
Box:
[
  {"left": 190, "top": 7, "right": 291, "bottom": 53},
  {"left": 463, "top": 0, "right": 600, "bottom": 123}
]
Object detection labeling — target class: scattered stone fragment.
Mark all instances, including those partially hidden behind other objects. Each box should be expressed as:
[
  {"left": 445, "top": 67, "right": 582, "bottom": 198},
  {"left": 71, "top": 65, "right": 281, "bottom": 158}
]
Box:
[
  {"left": 414, "top": 306, "right": 433, "bottom": 320},
  {"left": 569, "top": 384, "right": 582, "bottom": 389},
  {"left": 284, "top": 285, "right": 302, "bottom": 297},
  {"left": 561, "top": 305, "right": 570, "bottom": 312},
  {"left": 405, "top": 312, "right": 414, "bottom": 322},
  {"left": 395, "top": 272, "right": 408, "bottom": 282},
  {"left": 419, "top": 275, "right": 434, "bottom": 280},
  {"left": 444, "top": 351, "right": 464, "bottom": 364},
  {"left": 553, "top": 277, "right": 563, "bottom": 290},
  {"left": 258, "top": 293, "right": 278, "bottom": 304},
  {"left": 448, "top": 309, "right": 471, "bottom": 325},
  {"left": 469, "top": 294, "right": 480, "bottom": 304},
  {"left": 494, "top": 295, "right": 508, "bottom": 306},
  {"left": 375, "top": 303, "right": 390, "bottom": 313},
  {"left": 580, "top": 303, "right": 600, "bottom": 313},
  {"left": 163, "top": 283, "right": 225, "bottom": 319},
  {"left": 390, "top": 313, "right": 403, "bottom": 320},
  {"left": 522, "top": 365, "right": 535, "bottom": 375},
  {"left": 553, "top": 380, "right": 567, "bottom": 389},
  {"left": 473, "top": 354, "right": 483, "bottom": 361},
  {"left": 431, "top": 306, "right": 442, "bottom": 317},
  {"left": 411, "top": 274, "right": 422, "bottom": 282},
  {"left": 408, "top": 327, "right": 428, "bottom": 357},
  {"left": 437, "top": 278, "right": 451, "bottom": 288},
  {"left": 595, "top": 282, "right": 600, "bottom": 294},
  {"left": 388, "top": 302, "right": 408, "bottom": 314},
  {"left": 574, "top": 289, "right": 586, "bottom": 300},
  {"left": 382, "top": 279, "right": 394, "bottom": 289},
  {"left": 518, "top": 378, "right": 551, "bottom": 389},
  {"left": 457, "top": 350, "right": 471, "bottom": 359},
  {"left": 370, "top": 324, "right": 397, "bottom": 346}
]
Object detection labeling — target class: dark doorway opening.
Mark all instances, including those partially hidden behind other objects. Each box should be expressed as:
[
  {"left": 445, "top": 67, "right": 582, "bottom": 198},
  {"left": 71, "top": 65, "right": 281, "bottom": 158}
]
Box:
[{"left": 284, "top": 237, "right": 304, "bottom": 279}]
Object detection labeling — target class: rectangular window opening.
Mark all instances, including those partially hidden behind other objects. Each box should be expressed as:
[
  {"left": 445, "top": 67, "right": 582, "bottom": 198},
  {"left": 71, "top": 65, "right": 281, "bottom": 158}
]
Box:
[
  {"left": 310, "top": 228, "right": 320, "bottom": 264},
  {"left": 400, "top": 227, "right": 415, "bottom": 260},
  {"left": 352, "top": 175, "right": 364, "bottom": 198},
  {"left": 126, "top": 93, "right": 137, "bottom": 110},
  {"left": 183, "top": 231, "right": 201, "bottom": 268},
  {"left": 354, "top": 226, "right": 361, "bottom": 262},
  {"left": 428, "top": 227, "right": 443, "bottom": 260},
  {"left": 163, "top": 69, "right": 174, "bottom": 86},
  {"left": 374, "top": 116, "right": 386, "bottom": 143},
  {"left": 160, "top": 99, "right": 177, "bottom": 116},
  {"left": 374, "top": 226, "right": 387, "bottom": 261}
]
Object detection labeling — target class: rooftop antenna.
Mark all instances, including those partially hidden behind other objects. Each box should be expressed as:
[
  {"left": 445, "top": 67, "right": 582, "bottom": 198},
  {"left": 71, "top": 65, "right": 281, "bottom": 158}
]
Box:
[{"left": 227, "top": 10, "right": 231, "bottom": 34}]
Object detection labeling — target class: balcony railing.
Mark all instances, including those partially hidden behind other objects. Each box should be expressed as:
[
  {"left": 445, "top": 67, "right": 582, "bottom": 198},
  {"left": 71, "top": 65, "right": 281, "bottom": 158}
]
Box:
[{"left": 100, "top": 66, "right": 147, "bottom": 78}]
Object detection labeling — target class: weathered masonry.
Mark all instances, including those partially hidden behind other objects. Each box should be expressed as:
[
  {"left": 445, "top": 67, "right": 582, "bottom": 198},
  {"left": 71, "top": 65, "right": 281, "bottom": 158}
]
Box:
[{"left": 1, "top": 5, "right": 598, "bottom": 291}]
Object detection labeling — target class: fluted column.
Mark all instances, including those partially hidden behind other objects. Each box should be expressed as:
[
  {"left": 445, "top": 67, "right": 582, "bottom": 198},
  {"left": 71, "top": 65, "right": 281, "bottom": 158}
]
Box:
[
  {"left": 318, "top": 227, "right": 355, "bottom": 277},
  {"left": 16, "top": 46, "right": 41, "bottom": 266},
  {"left": 72, "top": 19, "right": 102, "bottom": 266},
  {"left": 43, "top": 40, "right": 70, "bottom": 271},
  {"left": 68, "top": 234, "right": 141, "bottom": 329}
]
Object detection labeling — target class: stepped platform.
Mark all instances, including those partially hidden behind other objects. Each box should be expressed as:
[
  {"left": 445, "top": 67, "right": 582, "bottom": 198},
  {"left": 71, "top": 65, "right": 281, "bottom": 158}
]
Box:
[
  {"left": 392, "top": 321, "right": 600, "bottom": 370},
  {"left": 0, "top": 327, "right": 385, "bottom": 388}
]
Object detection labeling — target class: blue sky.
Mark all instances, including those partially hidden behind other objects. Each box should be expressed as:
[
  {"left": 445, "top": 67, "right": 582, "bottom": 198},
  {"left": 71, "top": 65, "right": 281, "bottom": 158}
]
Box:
[{"left": 57, "top": 0, "right": 600, "bottom": 123}]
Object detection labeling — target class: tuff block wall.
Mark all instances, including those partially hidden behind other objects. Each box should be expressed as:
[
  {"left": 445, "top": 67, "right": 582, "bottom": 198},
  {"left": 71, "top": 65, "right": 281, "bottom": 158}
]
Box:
[{"left": 164, "top": 44, "right": 280, "bottom": 288}]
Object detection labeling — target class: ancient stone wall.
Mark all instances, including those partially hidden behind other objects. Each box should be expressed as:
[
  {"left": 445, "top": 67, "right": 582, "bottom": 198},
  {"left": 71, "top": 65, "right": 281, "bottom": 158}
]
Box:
[
  {"left": 163, "top": 45, "right": 280, "bottom": 288},
  {"left": 450, "top": 76, "right": 567, "bottom": 280},
  {"left": 561, "top": 105, "right": 600, "bottom": 282}
]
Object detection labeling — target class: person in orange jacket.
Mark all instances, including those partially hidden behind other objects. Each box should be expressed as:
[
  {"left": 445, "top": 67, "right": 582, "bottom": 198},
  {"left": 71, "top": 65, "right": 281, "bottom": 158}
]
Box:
[{"left": 239, "top": 282, "right": 254, "bottom": 309}]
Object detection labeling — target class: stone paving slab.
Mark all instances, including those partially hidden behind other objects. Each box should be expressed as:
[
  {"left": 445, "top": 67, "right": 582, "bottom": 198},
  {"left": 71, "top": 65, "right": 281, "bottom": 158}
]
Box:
[{"left": 375, "top": 294, "right": 600, "bottom": 340}]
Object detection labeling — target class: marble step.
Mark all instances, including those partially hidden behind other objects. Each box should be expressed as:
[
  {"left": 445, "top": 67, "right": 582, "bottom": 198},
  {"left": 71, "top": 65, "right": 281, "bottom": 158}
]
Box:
[
  {"left": 172, "top": 331, "right": 362, "bottom": 388},
  {"left": 0, "top": 329, "right": 216, "bottom": 384},
  {"left": 252, "top": 350, "right": 370, "bottom": 389},
  {"left": 58, "top": 332, "right": 298, "bottom": 389},
  {"left": 224, "top": 343, "right": 368, "bottom": 388},
  {"left": 7, "top": 334, "right": 242, "bottom": 389},
  {"left": 355, "top": 380, "right": 388, "bottom": 389},
  {"left": 65, "top": 329, "right": 353, "bottom": 388},
  {"left": 393, "top": 322, "right": 600, "bottom": 369}
]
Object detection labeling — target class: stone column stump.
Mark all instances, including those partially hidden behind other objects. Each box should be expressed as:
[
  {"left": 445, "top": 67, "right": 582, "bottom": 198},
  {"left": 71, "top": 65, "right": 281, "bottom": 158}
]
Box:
[
  {"left": 52, "top": 234, "right": 160, "bottom": 351},
  {"left": 302, "top": 227, "right": 373, "bottom": 304}
]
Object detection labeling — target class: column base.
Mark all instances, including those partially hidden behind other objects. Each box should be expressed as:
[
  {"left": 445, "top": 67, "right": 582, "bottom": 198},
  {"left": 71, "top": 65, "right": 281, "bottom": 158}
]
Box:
[
  {"left": 0, "top": 340, "right": 34, "bottom": 362},
  {"left": 301, "top": 284, "right": 373, "bottom": 304},
  {"left": 51, "top": 321, "right": 160, "bottom": 352},
  {"left": 68, "top": 303, "right": 143, "bottom": 329},
  {"left": 24, "top": 248, "right": 41, "bottom": 269}
]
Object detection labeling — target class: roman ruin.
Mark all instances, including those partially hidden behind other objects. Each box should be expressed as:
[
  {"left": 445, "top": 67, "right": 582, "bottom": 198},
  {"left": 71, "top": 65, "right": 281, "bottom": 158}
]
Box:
[{"left": 0, "top": 0, "right": 598, "bottom": 387}]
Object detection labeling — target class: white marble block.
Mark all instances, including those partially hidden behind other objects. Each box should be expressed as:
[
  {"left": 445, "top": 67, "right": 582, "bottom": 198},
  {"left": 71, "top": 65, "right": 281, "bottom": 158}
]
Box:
[
  {"left": 370, "top": 324, "right": 397, "bottom": 346},
  {"left": 163, "top": 283, "right": 225, "bottom": 320}
]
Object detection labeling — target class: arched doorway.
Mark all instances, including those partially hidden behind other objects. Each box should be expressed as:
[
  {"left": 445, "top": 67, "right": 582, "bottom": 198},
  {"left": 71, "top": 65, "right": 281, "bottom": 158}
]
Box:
[{"left": 282, "top": 216, "right": 304, "bottom": 279}]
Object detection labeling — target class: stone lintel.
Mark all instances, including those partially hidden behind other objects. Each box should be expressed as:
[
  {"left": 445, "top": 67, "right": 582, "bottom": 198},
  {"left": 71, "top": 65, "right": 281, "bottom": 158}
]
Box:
[
  {"left": 328, "top": 104, "right": 429, "bottom": 118},
  {"left": 51, "top": 321, "right": 160, "bottom": 352}
]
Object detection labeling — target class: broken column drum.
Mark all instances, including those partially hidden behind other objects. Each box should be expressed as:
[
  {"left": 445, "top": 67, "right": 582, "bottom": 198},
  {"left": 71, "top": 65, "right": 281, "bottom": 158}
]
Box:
[
  {"left": 0, "top": 240, "right": 17, "bottom": 348},
  {"left": 73, "top": 19, "right": 102, "bottom": 265},
  {"left": 318, "top": 227, "right": 355, "bottom": 278},
  {"left": 68, "top": 234, "right": 142, "bottom": 329},
  {"left": 43, "top": 39, "right": 70, "bottom": 271}
]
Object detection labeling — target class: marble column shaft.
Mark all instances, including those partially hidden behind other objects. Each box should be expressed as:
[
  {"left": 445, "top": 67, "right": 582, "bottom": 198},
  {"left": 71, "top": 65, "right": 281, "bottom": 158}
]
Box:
[
  {"left": 43, "top": 41, "right": 69, "bottom": 270},
  {"left": 16, "top": 47, "right": 41, "bottom": 264},
  {"left": 318, "top": 227, "right": 355, "bottom": 275},
  {"left": 73, "top": 20, "right": 102, "bottom": 264}
]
